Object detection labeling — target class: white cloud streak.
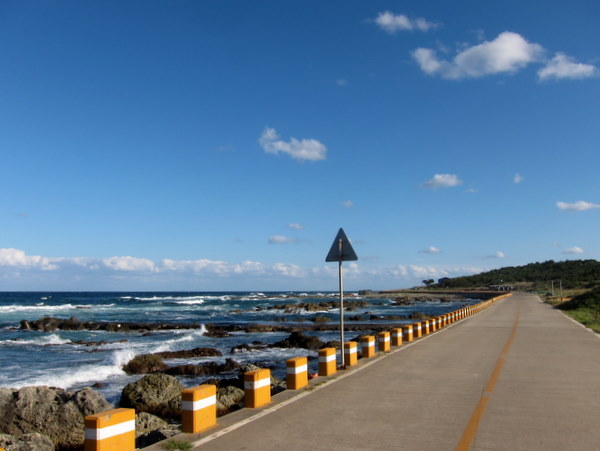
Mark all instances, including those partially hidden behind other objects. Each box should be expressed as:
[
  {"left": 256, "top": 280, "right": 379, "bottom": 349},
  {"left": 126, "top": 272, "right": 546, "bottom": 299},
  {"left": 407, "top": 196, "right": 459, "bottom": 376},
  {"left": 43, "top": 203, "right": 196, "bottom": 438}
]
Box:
[
  {"left": 563, "top": 246, "right": 584, "bottom": 255},
  {"left": 340, "top": 200, "right": 354, "bottom": 208},
  {"left": 538, "top": 53, "right": 597, "bottom": 81},
  {"left": 286, "top": 223, "right": 304, "bottom": 230},
  {"left": 268, "top": 235, "right": 299, "bottom": 244},
  {"left": 556, "top": 201, "right": 600, "bottom": 211},
  {"left": 259, "top": 127, "right": 326, "bottom": 162},
  {"left": 513, "top": 173, "right": 524, "bottom": 184},
  {"left": 413, "top": 31, "right": 544, "bottom": 79},
  {"left": 374, "top": 11, "right": 438, "bottom": 33},
  {"left": 422, "top": 173, "right": 462, "bottom": 189},
  {"left": 421, "top": 246, "right": 441, "bottom": 254}
]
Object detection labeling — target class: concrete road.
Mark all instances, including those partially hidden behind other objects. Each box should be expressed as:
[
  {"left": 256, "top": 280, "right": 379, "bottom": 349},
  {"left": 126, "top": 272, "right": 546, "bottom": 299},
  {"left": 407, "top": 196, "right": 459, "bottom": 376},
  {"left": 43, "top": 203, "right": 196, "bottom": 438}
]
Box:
[{"left": 154, "top": 293, "right": 600, "bottom": 450}]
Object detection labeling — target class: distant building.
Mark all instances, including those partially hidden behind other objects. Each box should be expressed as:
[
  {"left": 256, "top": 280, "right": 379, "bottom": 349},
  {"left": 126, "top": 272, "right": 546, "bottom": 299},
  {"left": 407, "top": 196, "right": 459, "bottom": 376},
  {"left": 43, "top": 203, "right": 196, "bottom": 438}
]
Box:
[{"left": 488, "top": 284, "right": 513, "bottom": 291}]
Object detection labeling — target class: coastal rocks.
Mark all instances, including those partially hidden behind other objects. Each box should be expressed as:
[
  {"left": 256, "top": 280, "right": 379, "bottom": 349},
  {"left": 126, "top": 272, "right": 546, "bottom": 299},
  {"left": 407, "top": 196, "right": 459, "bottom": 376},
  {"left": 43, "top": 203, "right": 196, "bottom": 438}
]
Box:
[
  {"left": 120, "top": 374, "right": 183, "bottom": 419},
  {"left": 162, "top": 358, "right": 241, "bottom": 377},
  {"left": 123, "top": 354, "right": 168, "bottom": 375},
  {"left": 0, "top": 386, "right": 112, "bottom": 450},
  {"left": 272, "top": 331, "right": 325, "bottom": 350},
  {"left": 156, "top": 347, "right": 222, "bottom": 359},
  {"left": 0, "top": 432, "right": 55, "bottom": 451},
  {"left": 19, "top": 316, "right": 204, "bottom": 333},
  {"left": 216, "top": 386, "right": 245, "bottom": 416},
  {"left": 135, "top": 412, "right": 180, "bottom": 448}
]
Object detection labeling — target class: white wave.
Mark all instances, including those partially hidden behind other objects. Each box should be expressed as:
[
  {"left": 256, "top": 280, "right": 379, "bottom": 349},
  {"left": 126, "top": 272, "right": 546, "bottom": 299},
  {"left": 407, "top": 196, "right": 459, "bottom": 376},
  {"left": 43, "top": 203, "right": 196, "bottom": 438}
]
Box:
[
  {"left": 174, "top": 299, "right": 205, "bottom": 305},
  {"left": 132, "top": 295, "right": 209, "bottom": 302},
  {"left": 0, "top": 304, "right": 115, "bottom": 313},
  {"left": 152, "top": 325, "right": 208, "bottom": 353},
  {"left": 0, "top": 333, "right": 71, "bottom": 346}
]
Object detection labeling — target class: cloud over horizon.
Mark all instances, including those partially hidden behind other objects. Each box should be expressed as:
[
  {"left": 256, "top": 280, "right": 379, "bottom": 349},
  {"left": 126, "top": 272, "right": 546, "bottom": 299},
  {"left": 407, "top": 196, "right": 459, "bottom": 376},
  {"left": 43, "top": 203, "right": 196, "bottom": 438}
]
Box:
[
  {"left": 563, "top": 246, "right": 584, "bottom": 255},
  {"left": 374, "top": 11, "right": 438, "bottom": 34},
  {"left": 422, "top": 173, "right": 463, "bottom": 189},
  {"left": 556, "top": 200, "right": 600, "bottom": 211},
  {"left": 413, "top": 32, "right": 543, "bottom": 80},
  {"left": 538, "top": 53, "right": 597, "bottom": 81},
  {"left": 259, "top": 127, "right": 327, "bottom": 162}
]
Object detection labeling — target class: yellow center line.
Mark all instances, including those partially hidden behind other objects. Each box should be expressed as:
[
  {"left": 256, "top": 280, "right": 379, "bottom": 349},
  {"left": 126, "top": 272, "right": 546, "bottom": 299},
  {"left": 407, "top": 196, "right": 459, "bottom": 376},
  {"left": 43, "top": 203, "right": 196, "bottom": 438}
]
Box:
[{"left": 455, "top": 308, "right": 520, "bottom": 451}]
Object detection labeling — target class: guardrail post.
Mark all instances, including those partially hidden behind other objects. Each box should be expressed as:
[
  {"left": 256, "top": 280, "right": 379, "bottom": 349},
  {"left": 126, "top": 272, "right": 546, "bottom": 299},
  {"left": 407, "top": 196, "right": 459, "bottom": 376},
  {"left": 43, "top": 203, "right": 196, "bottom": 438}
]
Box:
[
  {"left": 181, "top": 384, "right": 217, "bottom": 434},
  {"left": 318, "top": 348, "right": 337, "bottom": 376},
  {"left": 360, "top": 335, "right": 375, "bottom": 358},
  {"left": 84, "top": 408, "right": 135, "bottom": 451},
  {"left": 244, "top": 368, "right": 271, "bottom": 408},
  {"left": 286, "top": 356, "right": 308, "bottom": 389},
  {"left": 378, "top": 331, "right": 390, "bottom": 352},
  {"left": 403, "top": 324, "right": 413, "bottom": 342},
  {"left": 344, "top": 341, "right": 358, "bottom": 366},
  {"left": 391, "top": 328, "right": 403, "bottom": 346}
]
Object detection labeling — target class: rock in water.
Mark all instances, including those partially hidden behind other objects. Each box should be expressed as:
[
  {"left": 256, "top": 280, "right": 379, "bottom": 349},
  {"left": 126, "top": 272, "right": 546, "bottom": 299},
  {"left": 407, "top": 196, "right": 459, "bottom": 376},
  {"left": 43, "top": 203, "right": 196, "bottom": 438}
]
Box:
[
  {"left": 0, "top": 432, "right": 55, "bottom": 451},
  {"left": 120, "top": 374, "right": 183, "bottom": 419},
  {"left": 0, "top": 386, "right": 112, "bottom": 450}
]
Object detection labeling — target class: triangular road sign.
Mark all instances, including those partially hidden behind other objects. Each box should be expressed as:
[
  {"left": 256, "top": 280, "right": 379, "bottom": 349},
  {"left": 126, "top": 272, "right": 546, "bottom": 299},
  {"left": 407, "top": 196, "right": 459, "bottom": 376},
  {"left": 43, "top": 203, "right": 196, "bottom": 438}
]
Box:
[{"left": 325, "top": 228, "right": 358, "bottom": 262}]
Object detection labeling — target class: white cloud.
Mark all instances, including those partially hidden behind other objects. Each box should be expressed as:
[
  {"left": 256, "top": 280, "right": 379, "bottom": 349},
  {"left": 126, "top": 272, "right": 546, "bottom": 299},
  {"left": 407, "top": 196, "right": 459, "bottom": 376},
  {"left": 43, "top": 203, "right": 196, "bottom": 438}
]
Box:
[
  {"left": 513, "top": 173, "right": 524, "bottom": 184},
  {"left": 556, "top": 200, "right": 600, "bottom": 211},
  {"left": 0, "top": 248, "right": 58, "bottom": 270},
  {"left": 268, "top": 235, "right": 298, "bottom": 244},
  {"left": 421, "top": 246, "right": 441, "bottom": 254},
  {"left": 102, "top": 256, "right": 158, "bottom": 272},
  {"left": 341, "top": 200, "right": 354, "bottom": 208},
  {"left": 563, "top": 246, "right": 584, "bottom": 255},
  {"left": 272, "top": 263, "right": 304, "bottom": 277},
  {"left": 286, "top": 223, "right": 304, "bottom": 230},
  {"left": 374, "top": 11, "right": 438, "bottom": 33},
  {"left": 259, "top": 127, "right": 327, "bottom": 162},
  {"left": 538, "top": 53, "right": 597, "bottom": 81},
  {"left": 495, "top": 251, "right": 506, "bottom": 259},
  {"left": 422, "top": 173, "right": 463, "bottom": 189},
  {"left": 413, "top": 31, "right": 544, "bottom": 79}
]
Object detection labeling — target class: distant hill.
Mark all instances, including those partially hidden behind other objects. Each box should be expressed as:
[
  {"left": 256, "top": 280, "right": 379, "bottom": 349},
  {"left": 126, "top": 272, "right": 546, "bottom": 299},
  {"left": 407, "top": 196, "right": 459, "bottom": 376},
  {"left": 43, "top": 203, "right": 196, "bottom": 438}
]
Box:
[{"left": 439, "top": 259, "right": 600, "bottom": 290}]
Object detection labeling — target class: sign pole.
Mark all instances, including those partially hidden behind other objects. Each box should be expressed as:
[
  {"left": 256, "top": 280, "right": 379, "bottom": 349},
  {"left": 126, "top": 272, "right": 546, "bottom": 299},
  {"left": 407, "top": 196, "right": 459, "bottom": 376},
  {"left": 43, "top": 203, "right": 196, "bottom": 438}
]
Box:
[
  {"left": 338, "top": 238, "right": 345, "bottom": 367},
  {"left": 325, "top": 228, "right": 357, "bottom": 370}
]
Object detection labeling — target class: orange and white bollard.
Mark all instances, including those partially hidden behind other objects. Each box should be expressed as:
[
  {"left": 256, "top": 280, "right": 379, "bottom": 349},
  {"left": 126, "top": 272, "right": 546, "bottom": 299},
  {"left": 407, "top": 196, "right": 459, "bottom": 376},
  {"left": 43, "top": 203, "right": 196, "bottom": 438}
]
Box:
[
  {"left": 344, "top": 341, "right": 358, "bottom": 366},
  {"left": 430, "top": 318, "right": 437, "bottom": 332},
  {"left": 413, "top": 322, "right": 422, "bottom": 338},
  {"left": 318, "top": 348, "right": 337, "bottom": 376},
  {"left": 84, "top": 408, "right": 135, "bottom": 451},
  {"left": 360, "top": 336, "right": 375, "bottom": 358},
  {"left": 378, "top": 331, "right": 391, "bottom": 352},
  {"left": 286, "top": 356, "right": 308, "bottom": 390},
  {"left": 181, "top": 384, "right": 217, "bottom": 434},
  {"left": 244, "top": 368, "right": 271, "bottom": 408},
  {"left": 403, "top": 324, "right": 413, "bottom": 342},
  {"left": 437, "top": 316, "right": 442, "bottom": 329},
  {"left": 391, "top": 328, "right": 403, "bottom": 346},
  {"left": 422, "top": 320, "right": 430, "bottom": 335}
]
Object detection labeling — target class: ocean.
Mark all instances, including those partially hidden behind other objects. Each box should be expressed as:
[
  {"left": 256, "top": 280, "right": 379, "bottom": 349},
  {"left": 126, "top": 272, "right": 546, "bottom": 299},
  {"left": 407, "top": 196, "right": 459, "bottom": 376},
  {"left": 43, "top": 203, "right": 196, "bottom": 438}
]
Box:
[{"left": 0, "top": 291, "right": 477, "bottom": 404}]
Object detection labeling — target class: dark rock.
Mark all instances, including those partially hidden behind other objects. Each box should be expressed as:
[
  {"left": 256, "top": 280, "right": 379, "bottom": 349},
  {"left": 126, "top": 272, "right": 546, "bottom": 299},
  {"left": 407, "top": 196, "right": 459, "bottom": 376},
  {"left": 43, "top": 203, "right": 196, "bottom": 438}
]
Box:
[
  {"left": 19, "top": 320, "right": 31, "bottom": 330},
  {"left": 0, "top": 432, "right": 55, "bottom": 451},
  {"left": 0, "top": 386, "right": 112, "bottom": 450},
  {"left": 272, "top": 331, "right": 325, "bottom": 350},
  {"left": 156, "top": 347, "right": 222, "bottom": 359},
  {"left": 162, "top": 359, "right": 241, "bottom": 377},
  {"left": 134, "top": 412, "right": 181, "bottom": 448},
  {"left": 123, "top": 354, "right": 168, "bottom": 375},
  {"left": 216, "top": 386, "right": 244, "bottom": 416},
  {"left": 120, "top": 374, "right": 183, "bottom": 419}
]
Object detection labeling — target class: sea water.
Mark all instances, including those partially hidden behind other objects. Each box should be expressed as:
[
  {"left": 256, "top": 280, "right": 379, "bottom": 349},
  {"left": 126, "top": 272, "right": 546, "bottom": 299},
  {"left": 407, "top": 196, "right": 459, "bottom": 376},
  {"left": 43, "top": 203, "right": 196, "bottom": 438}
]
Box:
[{"left": 0, "top": 291, "right": 475, "bottom": 404}]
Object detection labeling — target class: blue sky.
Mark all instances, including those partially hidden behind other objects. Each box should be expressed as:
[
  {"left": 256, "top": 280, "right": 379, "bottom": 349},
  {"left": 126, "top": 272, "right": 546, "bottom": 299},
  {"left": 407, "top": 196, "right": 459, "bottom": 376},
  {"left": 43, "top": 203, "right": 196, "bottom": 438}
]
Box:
[{"left": 1, "top": 0, "right": 599, "bottom": 291}]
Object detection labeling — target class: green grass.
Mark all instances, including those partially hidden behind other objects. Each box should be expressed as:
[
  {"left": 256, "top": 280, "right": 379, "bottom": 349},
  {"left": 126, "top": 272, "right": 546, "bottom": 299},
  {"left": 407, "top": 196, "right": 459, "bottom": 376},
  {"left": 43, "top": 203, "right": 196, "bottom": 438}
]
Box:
[
  {"left": 564, "top": 308, "right": 600, "bottom": 333},
  {"left": 162, "top": 440, "right": 192, "bottom": 450},
  {"left": 556, "top": 287, "right": 600, "bottom": 333}
]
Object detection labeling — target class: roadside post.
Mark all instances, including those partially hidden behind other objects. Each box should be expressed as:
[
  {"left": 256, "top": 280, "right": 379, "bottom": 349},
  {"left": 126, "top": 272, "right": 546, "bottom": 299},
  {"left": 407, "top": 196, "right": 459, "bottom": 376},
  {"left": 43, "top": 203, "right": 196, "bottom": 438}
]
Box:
[{"left": 325, "top": 228, "right": 358, "bottom": 367}]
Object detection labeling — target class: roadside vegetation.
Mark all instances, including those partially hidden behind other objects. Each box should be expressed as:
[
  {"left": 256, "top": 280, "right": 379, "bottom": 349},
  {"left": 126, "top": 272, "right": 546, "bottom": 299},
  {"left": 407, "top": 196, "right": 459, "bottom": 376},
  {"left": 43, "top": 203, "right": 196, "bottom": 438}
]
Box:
[
  {"left": 412, "top": 259, "right": 600, "bottom": 333},
  {"left": 556, "top": 287, "right": 600, "bottom": 333}
]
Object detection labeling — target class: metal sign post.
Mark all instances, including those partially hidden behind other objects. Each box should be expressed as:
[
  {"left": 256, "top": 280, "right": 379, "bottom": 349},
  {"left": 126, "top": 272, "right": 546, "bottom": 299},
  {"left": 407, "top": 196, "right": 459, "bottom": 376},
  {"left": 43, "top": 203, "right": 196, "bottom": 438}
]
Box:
[{"left": 326, "top": 228, "right": 358, "bottom": 367}]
